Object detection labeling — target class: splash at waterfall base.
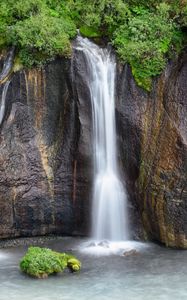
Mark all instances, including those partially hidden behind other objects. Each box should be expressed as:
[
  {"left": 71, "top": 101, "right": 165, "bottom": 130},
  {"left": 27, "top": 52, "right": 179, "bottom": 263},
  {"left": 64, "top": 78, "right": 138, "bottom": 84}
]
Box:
[{"left": 79, "top": 240, "right": 147, "bottom": 256}]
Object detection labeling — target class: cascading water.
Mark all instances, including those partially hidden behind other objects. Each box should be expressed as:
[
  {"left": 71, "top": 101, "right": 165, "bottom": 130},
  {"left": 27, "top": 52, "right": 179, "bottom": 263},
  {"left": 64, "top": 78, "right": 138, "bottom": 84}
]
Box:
[
  {"left": 75, "top": 36, "right": 128, "bottom": 243},
  {"left": 0, "top": 81, "right": 10, "bottom": 126},
  {"left": 0, "top": 47, "right": 13, "bottom": 127},
  {"left": 0, "top": 47, "right": 14, "bottom": 82}
]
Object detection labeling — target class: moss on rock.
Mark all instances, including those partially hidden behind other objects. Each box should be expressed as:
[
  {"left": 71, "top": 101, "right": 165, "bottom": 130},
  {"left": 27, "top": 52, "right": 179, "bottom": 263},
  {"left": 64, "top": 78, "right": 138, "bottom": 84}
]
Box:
[
  {"left": 66, "top": 256, "right": 82, "bottom": 272},
  {"left": 20, "top": 246, "right": 81, "bottom": 278},
  {"left": 79, "top": 26, "right": 101, "bottom": 38}
]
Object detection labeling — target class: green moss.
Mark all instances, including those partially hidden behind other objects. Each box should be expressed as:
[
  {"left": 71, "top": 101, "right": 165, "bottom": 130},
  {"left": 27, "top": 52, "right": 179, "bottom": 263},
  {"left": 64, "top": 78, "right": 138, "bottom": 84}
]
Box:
[
  {"left": 131, "top": 68, "right": 152, "bottom": 92},
  {"left": 80, "top": 26, "right": 101, "bottom": 38},
  {"left": 20, "top": 247, "right": 81, "bottom": 278},
  {"left": 138, "top": 160, "right": 147, "bottom": 189},
  {"left": 13, "top": 55, "right": 23, "bottom": 72},
  {"left": 0, "top": 37, "right": 6, "bottom": 49},
  {"left": 65, "top": 254, "right": 82, "bottom": 272}
]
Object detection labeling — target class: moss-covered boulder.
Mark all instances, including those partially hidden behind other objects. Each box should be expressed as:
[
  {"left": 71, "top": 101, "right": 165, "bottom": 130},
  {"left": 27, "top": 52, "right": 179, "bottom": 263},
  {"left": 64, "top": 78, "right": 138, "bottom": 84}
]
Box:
[
  {"left": 66, "top": 255, "right": 82, "bottom": 272},
  {"left": 20, "top": 247, "right": 81, "bottom": 278}
]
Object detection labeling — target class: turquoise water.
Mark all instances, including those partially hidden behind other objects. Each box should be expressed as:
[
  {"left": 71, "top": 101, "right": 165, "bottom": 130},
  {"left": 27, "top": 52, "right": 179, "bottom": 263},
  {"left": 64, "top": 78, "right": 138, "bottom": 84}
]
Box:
[{"left": 0, "top": 237, "right": 187, "bottom": 300}]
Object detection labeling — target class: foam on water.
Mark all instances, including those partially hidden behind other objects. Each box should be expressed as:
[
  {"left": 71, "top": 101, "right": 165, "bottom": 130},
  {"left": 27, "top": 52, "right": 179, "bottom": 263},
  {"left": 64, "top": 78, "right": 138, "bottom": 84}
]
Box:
[
  {"left": 0, "top": 252, "right": 10, "bottom": 260},
  {"left": 79, "top": 240, "right": 149, "bottom": 256}
]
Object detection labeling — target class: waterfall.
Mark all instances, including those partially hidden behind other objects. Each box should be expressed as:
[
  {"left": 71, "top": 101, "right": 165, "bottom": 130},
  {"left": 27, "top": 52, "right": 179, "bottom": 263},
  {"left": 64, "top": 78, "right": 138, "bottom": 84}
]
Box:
[
  {"left": 0, "top": 81, "right": 10, "bottom": 126},
  {"left": 75, "top": 36, "right": 128, "bottom": 242},
  {"left": 0, "top": 47, "right": 13, "bottom": 127},
  {"left": 0, "top": 47, "right": 14, "bottom": 82}
]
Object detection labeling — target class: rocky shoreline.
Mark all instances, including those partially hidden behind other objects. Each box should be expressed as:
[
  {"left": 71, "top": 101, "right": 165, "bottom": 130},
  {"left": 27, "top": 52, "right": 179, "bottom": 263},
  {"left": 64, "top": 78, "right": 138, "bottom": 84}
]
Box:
[{"left": 0, "top": 235, "right": 66, "bottom": 249}]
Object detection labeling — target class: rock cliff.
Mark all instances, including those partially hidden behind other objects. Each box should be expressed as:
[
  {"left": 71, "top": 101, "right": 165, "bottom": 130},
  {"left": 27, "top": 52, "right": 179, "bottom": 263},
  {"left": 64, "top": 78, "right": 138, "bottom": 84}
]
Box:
[
  {"left": 117, "top": 53, "right": 187, "bottom": 247},
  {"left": 0, "top": 48, "right": 187, "bottom": 248},
  {"left": 0, "top": 52, "right": 89, "bottom": 238}
]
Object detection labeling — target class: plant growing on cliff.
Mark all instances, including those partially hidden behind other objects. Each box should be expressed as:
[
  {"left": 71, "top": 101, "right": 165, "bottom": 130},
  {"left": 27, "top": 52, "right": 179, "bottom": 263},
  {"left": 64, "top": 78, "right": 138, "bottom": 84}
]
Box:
[
  {"left": 0, "top": 0, "right": 186, "bottom": 90},
  {"left": 112, "top": 3, "right": 182, "bottom": 90},
  {"left": 0, "top": 0, "right": 76, "bottom": 66},
  {"left": 67, "top": 0, "right": 186, "bottom": 90},
  {"left": 20, "top": 246, "right": 81, "bottom": 278}
]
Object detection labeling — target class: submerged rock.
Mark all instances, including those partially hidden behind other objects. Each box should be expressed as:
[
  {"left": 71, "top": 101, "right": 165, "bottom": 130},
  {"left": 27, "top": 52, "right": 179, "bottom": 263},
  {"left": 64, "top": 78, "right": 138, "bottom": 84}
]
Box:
[
  {"left": 123, "top": 250, "right": 138, "bottom": 257},
  {"left": 98, "top": 241, "right": 110, "bottom": 248}
]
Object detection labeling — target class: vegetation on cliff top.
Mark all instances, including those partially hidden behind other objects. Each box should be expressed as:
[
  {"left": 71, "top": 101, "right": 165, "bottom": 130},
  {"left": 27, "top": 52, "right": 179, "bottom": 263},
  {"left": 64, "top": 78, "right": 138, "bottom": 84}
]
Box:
[
  {"left": 0, "top": 0, "right": 76, "bottom": 66},
  {"left": 20, "top": 246, "right": 81, "bottom": 278},
  {"left": 0, "top": 0, "right": 187, "bottom": 90}
]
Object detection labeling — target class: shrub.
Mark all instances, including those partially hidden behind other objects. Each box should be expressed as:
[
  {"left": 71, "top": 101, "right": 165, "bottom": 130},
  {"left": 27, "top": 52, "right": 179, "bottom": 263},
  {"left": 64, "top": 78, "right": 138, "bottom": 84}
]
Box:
[
  {"left": 9, "top": 13, "right": 75, "bottom": 67},
  {"left": 20, "top": 247, "right": 81, "bottom": 278},
  {"left": 67, "top": 0, "right": 185, "bottom": 90},
  {"left": 0, "top": 0, "right": 76, "bottom": 67},
  {"left": 0, "top": 0, "right": 186, "bottom": 90},
  {"left": 112, "top": 3, "right": 182, "bottom": 90}
]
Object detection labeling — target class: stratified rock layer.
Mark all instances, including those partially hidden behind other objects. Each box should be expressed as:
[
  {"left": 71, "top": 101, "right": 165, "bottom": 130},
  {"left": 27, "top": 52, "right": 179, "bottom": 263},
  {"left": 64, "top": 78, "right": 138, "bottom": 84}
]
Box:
[
  {"left": 117, "top": 53, "right": 187, "bottom": 247},
  {"left": 0, "top": 57, "right": 91, "bottom": 238}
]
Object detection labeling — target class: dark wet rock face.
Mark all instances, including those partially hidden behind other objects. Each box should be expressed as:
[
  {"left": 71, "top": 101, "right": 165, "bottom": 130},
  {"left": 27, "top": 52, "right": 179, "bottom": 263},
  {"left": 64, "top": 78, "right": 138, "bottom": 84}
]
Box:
[
  {"left": 117, "top": 53, "right": 187, "bottom": 247},
  {"left": 0, "top": 48, "right": 187, "bottom": 248},
  {"left": 0, "top": 58, "right": 80, "bottom": 238}
]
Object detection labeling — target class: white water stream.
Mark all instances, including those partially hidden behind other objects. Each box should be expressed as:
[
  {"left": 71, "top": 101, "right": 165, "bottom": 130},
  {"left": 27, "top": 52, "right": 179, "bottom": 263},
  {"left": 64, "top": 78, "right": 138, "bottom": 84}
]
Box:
[
  {"left": 0, "top": 80, "right": 10, "bottom": 126},
  {"left": 76, "top": 36, "right": 128, "bottom": 242},
  {"left": 0, "top": 47, "right": 14, "bottom": 82}
]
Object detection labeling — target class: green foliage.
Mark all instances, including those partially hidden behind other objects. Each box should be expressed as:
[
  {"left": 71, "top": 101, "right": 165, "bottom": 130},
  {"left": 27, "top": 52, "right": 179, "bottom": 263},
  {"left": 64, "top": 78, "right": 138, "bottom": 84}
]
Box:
[
  {"left": 65, "top": 0, "right": 187, "bottom": 91},
  {"left": 0, "top": 0, "right": 187, "bottom": 89},
  {"left": 125, "top": 0, "right": 161, "bottom": 9},
  {"left": 67, "top": 0, "right": 186, "bottom": 90},
  {"left": 20, "top": 247, "right": 81, "bottom": 278},
  {"left": 10, "top": 14, "right": 75, "bottom": 67},
  {"left": 178, "top": 2, "right": 187, "bottom": 26},
  {"left": 68, "top": 0, "right": 130, "bottom": 36},
  {"left": 20, "top": 247, "right": 66, "bottom": 278},
  {"left": 0, "top": 0, "right": 76, "bottom": 67},
  {"left": 80, "top": 26, "right": 101, "bottom": 38},
  {"left": 112, "top": 3, "right": 180, "bottom": 90}
]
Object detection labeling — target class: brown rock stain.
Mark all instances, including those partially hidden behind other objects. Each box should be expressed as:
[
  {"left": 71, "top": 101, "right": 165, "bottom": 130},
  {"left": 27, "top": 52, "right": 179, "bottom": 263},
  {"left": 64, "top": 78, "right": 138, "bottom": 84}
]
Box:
[{"left": 24, "top": 69, "right": 55, "bottom": 224}]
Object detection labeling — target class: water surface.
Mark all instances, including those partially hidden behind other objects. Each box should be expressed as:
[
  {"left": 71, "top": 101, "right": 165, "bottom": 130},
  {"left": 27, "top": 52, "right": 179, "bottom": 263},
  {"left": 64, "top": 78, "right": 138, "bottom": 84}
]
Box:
[{"left": 0, "top": 237, "right": 187, "bottom": 300}]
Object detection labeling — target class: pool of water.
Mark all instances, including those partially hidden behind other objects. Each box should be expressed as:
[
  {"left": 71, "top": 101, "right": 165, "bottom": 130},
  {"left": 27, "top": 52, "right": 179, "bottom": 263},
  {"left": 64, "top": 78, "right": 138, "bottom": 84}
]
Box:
[{"left": 0, "top": 237, "right": 187, "bottom": 300}]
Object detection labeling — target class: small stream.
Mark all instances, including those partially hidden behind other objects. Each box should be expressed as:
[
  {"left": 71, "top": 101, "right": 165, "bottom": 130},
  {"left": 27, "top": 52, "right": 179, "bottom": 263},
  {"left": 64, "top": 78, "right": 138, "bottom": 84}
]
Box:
[{"left": 0, "top": 237, "right": 187, "bottom": 300}]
